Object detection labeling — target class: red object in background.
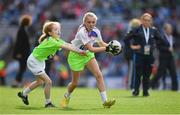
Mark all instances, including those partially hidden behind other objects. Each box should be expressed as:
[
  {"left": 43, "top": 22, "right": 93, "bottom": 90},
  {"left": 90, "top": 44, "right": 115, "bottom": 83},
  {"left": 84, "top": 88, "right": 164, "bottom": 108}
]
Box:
[
  {"left": 152, "top": 64, "right": 157, "bottom": 75},
  {"left": 0, "top": 69, "right": 6, "bottom": 78},
  {"left": 59, "top": 71, "right": 69, "bottom": 80}
]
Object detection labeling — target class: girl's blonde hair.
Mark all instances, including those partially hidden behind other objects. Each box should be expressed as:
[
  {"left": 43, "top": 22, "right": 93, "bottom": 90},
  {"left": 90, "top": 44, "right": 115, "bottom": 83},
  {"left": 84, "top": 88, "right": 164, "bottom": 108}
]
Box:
[
  {"left": 38, "top": 21, "right": 60, "bottom": 43},
  {"left": 129, "top": 18, "right": 141, "bottom": 29},
  {"left": 83, "top": 12, "right": 98, "bottom": 24}
]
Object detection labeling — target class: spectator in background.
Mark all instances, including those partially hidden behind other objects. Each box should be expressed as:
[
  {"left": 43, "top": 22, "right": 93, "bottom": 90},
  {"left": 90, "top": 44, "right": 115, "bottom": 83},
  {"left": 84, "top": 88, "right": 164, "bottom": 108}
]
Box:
[
  {"left": 12, "top": 14, "right": 32, "bottom": 88},
  {"left": 0, "top": 60, "right": 6, "bottom": 86},
  {"left": 125, "top": 13, "right": 162, "bottom": 96},
  {"left": 101, "top": 24, "right": 112, "bottom": 42},
  {"left": 151, "top": 23, "right": 179, "bottom": 91},
  {"left": 124, "top": 18, "right": 141, "bottom": 89}
]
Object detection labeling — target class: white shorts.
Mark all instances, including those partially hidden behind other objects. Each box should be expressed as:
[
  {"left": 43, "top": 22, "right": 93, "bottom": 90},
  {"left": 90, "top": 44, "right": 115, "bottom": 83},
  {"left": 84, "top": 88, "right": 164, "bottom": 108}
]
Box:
[{"left": 27, "top": 54, "right": 45, "bottom": 76}]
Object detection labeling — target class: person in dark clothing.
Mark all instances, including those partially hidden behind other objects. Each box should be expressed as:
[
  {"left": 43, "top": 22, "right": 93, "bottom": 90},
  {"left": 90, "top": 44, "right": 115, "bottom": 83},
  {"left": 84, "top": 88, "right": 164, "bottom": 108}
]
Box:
[
  {"left": 151, "top": 23, "right": 179, "bottom": 91},
  {"left": 125, "top": 13, "right": 162, "bottom": 96},
  {"left": 12, "top": 15, "right": 32, "bottom": 87},
  {"left": 124, "top": 18, "right": 141, "bottom": 89}
]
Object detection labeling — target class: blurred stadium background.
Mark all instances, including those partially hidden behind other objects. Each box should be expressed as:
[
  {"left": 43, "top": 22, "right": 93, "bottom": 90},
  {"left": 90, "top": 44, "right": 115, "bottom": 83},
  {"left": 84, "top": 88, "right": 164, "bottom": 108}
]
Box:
[{"left": 0, "top": 0, "right": 180, "bottom": 89}]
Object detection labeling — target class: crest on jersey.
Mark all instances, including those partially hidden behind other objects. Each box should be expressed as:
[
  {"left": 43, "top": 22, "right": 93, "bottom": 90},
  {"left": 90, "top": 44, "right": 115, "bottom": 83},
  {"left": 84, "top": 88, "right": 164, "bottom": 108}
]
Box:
[{"left": 88, "top": 31, "right": 98, "bottom": 40}]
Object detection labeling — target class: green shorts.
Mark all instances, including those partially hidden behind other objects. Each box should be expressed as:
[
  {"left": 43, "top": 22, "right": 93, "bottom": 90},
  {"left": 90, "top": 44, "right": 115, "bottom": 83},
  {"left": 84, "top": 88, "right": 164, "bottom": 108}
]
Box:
[{"left": 68, "top": 51, "right": 95, "bottom": 71}]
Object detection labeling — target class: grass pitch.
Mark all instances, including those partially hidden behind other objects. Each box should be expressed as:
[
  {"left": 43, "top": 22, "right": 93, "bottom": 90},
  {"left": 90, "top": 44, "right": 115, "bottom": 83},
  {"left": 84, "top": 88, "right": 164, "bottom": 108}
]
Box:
[{"left": 0, "top": 86, "right": 180, "bottom": 114}]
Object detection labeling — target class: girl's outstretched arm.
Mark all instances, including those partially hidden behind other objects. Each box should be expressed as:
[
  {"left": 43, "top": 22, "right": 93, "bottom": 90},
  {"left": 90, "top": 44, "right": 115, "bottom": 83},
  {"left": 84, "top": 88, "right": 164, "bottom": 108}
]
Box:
[{"left": 60, "top": 43, "right": 86, "bottom": 55}]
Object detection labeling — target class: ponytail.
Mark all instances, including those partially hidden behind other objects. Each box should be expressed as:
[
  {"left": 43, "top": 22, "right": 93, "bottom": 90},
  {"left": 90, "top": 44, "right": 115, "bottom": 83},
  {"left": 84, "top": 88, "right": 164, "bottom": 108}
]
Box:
[{"left": 38, "top": 33, "right": 48, "bottom": 43}]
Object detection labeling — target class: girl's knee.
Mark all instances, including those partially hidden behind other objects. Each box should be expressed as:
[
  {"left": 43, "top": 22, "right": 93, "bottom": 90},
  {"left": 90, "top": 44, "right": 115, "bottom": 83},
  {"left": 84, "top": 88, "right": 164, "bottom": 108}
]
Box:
[
  {"left": 37, "top": 80, "right": 44, "bottom": 85},
  {"left": 45, "top": 79, "right": 52, "bottom": 86}
]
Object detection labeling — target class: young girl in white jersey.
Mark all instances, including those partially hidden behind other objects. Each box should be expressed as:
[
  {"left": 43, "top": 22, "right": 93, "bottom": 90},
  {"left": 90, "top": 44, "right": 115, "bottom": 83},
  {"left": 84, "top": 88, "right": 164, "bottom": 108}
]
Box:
[
  {"left": 61, "top": 12, "right": 118, "bottom": 108},
  {"left": 17, "top": 21, "right": 85, "bottom": 108}
]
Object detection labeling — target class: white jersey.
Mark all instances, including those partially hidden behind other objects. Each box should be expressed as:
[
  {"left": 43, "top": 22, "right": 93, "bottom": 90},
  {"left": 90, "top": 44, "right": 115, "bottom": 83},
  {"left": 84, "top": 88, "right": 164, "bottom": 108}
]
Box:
[{"left": 71, "top": 24, "right": 102, "bottom": 50}]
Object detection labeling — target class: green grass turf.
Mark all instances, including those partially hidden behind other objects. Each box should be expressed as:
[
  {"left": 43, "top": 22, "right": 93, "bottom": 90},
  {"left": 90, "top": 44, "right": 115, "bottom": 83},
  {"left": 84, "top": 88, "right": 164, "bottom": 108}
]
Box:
[{"left": 0, "top": 86, "right": 180, "bottom": 114}]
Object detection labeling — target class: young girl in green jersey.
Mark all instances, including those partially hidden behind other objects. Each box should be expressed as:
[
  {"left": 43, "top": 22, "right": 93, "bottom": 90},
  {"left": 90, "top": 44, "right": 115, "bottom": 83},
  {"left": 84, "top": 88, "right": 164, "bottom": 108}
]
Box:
[{"left": 18, "top": 21, "right": 85, "bottom": 108}]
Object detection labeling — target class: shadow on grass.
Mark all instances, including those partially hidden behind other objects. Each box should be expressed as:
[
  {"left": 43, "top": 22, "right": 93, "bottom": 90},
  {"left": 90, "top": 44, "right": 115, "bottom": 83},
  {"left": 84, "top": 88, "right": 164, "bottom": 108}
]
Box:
[
  {"left": 16, "top": 106, "right": 102, "bottom": 111},
  {"left": 57, "top": 107, "right": 103, "bottom": 111},
  {"left": 15, "top": 106, "right": 44, "bottom": 110},
  {"left": 123, "top": 96, "right": 149, "bottom": 98}
]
